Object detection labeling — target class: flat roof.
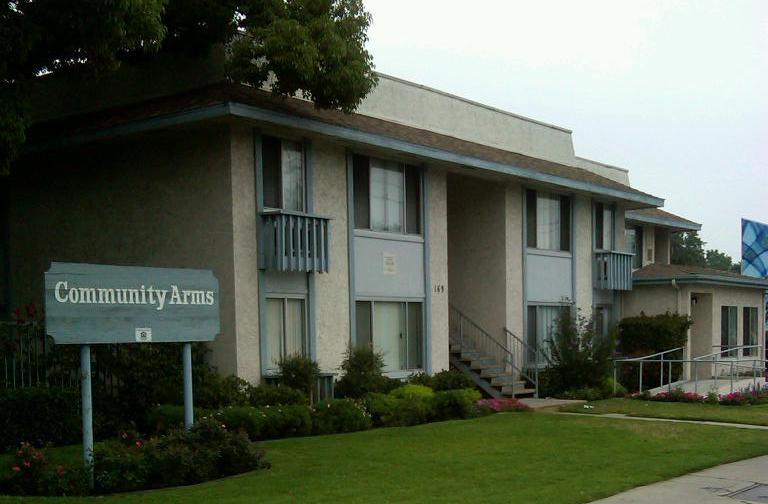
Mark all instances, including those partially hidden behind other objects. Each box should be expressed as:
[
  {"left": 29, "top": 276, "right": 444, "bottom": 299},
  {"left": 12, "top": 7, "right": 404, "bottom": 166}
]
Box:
[{"left": 633, "top": 263, "right": 768, "bottom": 289}]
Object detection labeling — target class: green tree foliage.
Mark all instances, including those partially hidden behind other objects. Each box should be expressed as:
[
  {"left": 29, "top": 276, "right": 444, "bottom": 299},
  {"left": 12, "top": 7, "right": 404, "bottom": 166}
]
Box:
[
  {"left": 0, "top": 0, "right": 377, "bottom": 174},
  {"left": 671, "top": 231, "right": 740, "bottom": 272}
]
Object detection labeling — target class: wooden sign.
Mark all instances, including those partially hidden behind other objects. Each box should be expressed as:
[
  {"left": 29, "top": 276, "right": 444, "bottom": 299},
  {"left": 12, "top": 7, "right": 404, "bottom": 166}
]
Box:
[{"left": 44, "top": 262, "right": 220, "bottom": 344}]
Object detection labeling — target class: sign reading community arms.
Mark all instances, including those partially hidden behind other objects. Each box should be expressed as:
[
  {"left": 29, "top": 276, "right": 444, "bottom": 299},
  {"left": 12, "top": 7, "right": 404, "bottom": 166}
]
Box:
[{"left": 45, "top": 262, "right": 220, "bottom": 344}]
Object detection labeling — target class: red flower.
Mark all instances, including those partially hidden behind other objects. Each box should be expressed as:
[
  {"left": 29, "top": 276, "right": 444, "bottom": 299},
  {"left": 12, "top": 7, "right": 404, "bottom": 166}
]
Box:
[
  {"left": 26, "top": 303, "right": 37, "bottom": 319},
  {"left": 12, "top": 466, "right": 20, "bottom": 473},
  {"left": 22, "top": 460, "right": 30, "bottom": 468},
  {"left": 135, "top": 440, "right": 143, "bottom": 448},
  {"left": 56, "top": 465, "right": 65, "bottom": 477}
]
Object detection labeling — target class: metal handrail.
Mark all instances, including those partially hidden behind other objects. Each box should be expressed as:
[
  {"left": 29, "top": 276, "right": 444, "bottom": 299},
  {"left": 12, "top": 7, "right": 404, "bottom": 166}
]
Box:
[
  {"left": 616, "top": 346, "right": 686, "bottom": 362},
  {"left": 612, "top": 346, "right": 686, "bottom": 394},
  {"left": 449, "top": 305, "right": 538, "bottom": 398},
  {"left": 693, "top": 345, "right": 762, "bottom": 361},
  {"left": 503, "top": 327, "right": 546, "bottom": 393}
]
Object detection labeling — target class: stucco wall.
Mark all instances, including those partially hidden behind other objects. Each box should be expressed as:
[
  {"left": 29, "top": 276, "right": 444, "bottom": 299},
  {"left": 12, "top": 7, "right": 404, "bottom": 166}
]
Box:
[
  {"left": 229, "top": 124, "right": 261, "bottom": 382},
  {"left": 447, "top": 175, "right": 507, "bottom": 339},
  {"left": 505, "top": 184, "right": 524, "bottom": 340},
  {"left": 428, "top": 167, "right": 449, "bottom": 372},
  {"left": 358, "top": 75, "right": 576, "bottom": 165},
  {"left": 622, "top": 284, "right": 683, "bottom": 318},
  {"left": 7, "top": 125, "right": 239, "bottom": 375},
  {"left": 312, "top": 140, "right": 351, "bottom": 375},
  {"left": 573, "top": 157, "right": 630, "bottom": 185},
  {"left": 573, "top": 195, "right": 593, "bottom": 316}
]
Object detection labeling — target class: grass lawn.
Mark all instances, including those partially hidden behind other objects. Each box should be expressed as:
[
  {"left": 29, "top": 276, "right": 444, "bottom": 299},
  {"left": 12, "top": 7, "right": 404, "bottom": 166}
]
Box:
[
  {"left": 3, "top": 412, "right": 768, "bottom": 503},
  {"left": 560, "top": 398, "right": 768, "bottom": 426}
]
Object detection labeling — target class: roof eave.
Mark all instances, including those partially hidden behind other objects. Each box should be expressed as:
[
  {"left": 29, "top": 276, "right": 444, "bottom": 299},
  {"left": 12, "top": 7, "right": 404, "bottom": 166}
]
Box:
[
  {"left": 625, "top": 210, "right": 701, "bottom": 231},
  {"left": 633, "top": 275, "right": 768, "bottom": 289}
]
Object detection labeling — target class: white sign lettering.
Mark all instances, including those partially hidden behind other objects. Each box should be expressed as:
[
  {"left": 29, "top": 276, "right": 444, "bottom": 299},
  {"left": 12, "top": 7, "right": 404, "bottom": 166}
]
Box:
[{"left": 52, "top": 281, "right": 215, "bottom": 311}]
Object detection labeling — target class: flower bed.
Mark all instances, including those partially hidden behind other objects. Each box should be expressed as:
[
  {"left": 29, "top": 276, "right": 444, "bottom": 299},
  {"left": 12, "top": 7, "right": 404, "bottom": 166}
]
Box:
[{"left": 636, "top": 385, "right": 768, "bottom": 406}]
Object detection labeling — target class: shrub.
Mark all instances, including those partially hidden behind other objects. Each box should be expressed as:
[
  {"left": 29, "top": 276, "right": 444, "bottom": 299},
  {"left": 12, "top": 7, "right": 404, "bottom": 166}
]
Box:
[
  {"left": 144, "top": 405, "right": 211, "bottom": 435},
  {"left": 335, "top": 346, "right": 400, "bottom": 399},
  {"left": 312, "top": 399, "right": 372, "bottom": 435},
  {"left": 544, "top": 311, "right": 615, "bottom": 397},
  {"left": 430, "top": 369, "right": 475, "bottom": 391},
  {"left": 384, "top": 396, "right": 434, "bottom": 427},
  {"left": 0, "top": 388, "right": 80, "bottom": 452},
  {"left": 277, "top": 355, "right": 320, "bottom": 401},
  {"left": 249, "top": 384, "right": 308, "bottom": 407},
  {"left": 195, "top": 374, "right": 252, "bottom": 409},
  {"left": 94, "top": 438, "right": 148, "bottom": 494},
  {"left": 216, "top": 405, "right": 313, "bottom": 441},
  {"left": 648, "top": 388, "right": 704, "bottom": 403},
  {"left": 431, "top": 388, "right": 481, "bottom": 421},
  {"left": 0, "top": 442, "right": 89, "bottom": 496},
  {"left": 363, "top": 393, "right": 399, "bottom": 427},
  {"left": 389, "top": 384, "right": 434, "bottom": 400}
]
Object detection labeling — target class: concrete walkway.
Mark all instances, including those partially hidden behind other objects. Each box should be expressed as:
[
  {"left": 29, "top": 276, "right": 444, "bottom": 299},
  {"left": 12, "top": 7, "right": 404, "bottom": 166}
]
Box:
[
  {"left": 558, "top": 411, "right": 768, "bottom": 430},
  {"left": 591, "top": 455, "right": 768, "bottom": 503}
]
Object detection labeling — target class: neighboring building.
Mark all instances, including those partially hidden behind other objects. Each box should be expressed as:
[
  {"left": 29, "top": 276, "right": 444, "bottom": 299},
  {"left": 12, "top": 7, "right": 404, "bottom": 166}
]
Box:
[{"left": 1, "top": 54, "right": 765, "bottom": 395}]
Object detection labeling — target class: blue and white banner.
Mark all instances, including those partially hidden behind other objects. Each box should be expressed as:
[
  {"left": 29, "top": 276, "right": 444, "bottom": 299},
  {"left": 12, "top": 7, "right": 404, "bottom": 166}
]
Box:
[{"left": 742, "top": 218, "right": 768, "bottom": 279}]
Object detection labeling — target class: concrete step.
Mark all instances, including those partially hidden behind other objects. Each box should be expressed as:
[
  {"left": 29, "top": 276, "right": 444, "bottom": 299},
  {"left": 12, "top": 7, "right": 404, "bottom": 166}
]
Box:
[
  {"left": 470, "top": 358, "right": 498, "bottom": 369},
  {"left": 480, "top": 367, "right": 505, "bottom": 378},
  {"left": 460, "top": 351, "right": 484, "bottom": 361},
  {"left": 501, "top": 385, "right": 536, "bottom": 397},
  {"left": 490, "top": 375, "right": 518, "bottom": 386}
]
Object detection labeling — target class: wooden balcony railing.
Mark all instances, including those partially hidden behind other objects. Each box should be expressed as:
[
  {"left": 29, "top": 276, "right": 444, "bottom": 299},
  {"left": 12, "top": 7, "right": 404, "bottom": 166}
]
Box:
[
  {"left": 594, "top": 251, "right": 633, "bottom": 290},
  {"left": 260, "top": 210, "right": 330, "bottom": 273}
]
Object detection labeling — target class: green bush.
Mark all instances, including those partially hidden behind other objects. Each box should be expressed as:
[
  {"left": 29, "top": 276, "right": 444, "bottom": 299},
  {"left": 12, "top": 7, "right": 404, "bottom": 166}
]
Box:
[
  {"left": 0, "top": 388, "right": 81, "bottom": 452},
  {"left": 618, "top": 312, "right": 691, "bottom": 391},
  {"left": 363, "top": 393, "right": 399, "bottom": 427},
  {"left": 430, "top": 369, "right": 475, "bottom": 391},
  {"left": 249, "top": 384, "right": 308, "bottom": 407},
  {"left": 544, "top": 311, "right": 615, "bottom": 397},
  {"left": 216, "top": 405, "right": 313, "bottom": 441},
  {"left": 94, "top": 438, "right": 148, "bottom": 494},
  {"left": 384, "top": 396, "right": 433, "bottom": 427},
  {"left": 389, "top": 384, "right": 434, "bottom": 400},
  {"left": 145, "top": 405, "right": 211, "bottom": 435},
  {"left": 312, "top": 399, "right": 372, "bottom": 435},
  {"left": 195, "top": 374, "right": 251, "bottom": 409},
  {"left": 0, "top": 442, "right": 89, "bottom": 496},
  {"left": 277, "top": 355, "right": 320, "bottom": 401},
  {"left": 335, "top": 346, "right": 400, "bottom": 399},
  {"left": 431, "top": 388, "right": 481, "bottom": 421}
]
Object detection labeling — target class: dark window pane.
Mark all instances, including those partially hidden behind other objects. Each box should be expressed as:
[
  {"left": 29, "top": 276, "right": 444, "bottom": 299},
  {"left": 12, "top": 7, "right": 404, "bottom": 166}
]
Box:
[
  {"left": 353, "top": 155, "right": 370, "bottom": 229},
  {"left": 595, "top": 203, "right": 604, "bottom": 250},
  {"left": 636, "top": 226, "right": 644, "bottom": 266},
  {"left": 560, "top": 195, "right": 571, "bottom": 252},
  {"left": 262, "top": 136, "right": 281, "bottom": 208},
  {"left": 526, "top": 305, "right": 537, "bottom": 364},
  {"left": 405, "top": 165, "right": 421, "bottom": 234},
  {"left": 407, "top": 303, "right": 423, "bottom": 369},
  {"left": 526, "top": 190, "right": 537, "bottom": 248},
  {"left": 356, "top": 301, "right": 372, "bottom": 349}
]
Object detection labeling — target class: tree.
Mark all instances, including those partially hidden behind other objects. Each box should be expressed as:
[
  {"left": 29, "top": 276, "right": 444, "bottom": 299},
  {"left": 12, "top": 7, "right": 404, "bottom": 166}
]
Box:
[
  {"left": 0, "top": 0, "right": 377, "bottom": 174},
  {"left": 671, "top": 231, "right": 706, "bottom": 267},
  {"left": 705, "top": 249, "right": 735, "bottom": 272}
]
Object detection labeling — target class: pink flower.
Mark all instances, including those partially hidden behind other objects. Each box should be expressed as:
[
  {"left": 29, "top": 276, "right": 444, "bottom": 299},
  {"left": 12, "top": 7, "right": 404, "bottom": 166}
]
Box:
[
  {"left": 12, "top": 466, "right": 20, "bottom": 472},
  {"left": 22, "top": 460, "right": 30, "bottom": 468}
]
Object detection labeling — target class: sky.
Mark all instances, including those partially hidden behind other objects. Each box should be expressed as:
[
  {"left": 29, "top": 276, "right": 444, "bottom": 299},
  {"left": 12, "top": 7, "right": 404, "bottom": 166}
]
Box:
[{"left": 363, "top": 0, "right": 767, "bottom": 259}]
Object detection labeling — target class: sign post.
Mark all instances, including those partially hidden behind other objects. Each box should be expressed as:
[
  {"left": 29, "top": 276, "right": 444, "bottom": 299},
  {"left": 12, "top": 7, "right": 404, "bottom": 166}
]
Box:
[{"left": 44, "top": 262, "right": 220, "bottom": 487}]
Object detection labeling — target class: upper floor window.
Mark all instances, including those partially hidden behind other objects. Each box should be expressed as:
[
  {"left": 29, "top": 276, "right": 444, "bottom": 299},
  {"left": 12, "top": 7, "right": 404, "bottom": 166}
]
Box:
[
  {"left": 526, "top": 190, "right": 571, "bottom": 252},
  {"left": 594, "top": 202, "right": 615, "bottom": 250},
  {"left": 625, "top": 225, "right": 643, "bottom": 269},
  {"left": 354, "top": 155, "right": 421, "bottom": 235},
  {"left": 263, "top": 136, "right": 305, "bottom": 212}
]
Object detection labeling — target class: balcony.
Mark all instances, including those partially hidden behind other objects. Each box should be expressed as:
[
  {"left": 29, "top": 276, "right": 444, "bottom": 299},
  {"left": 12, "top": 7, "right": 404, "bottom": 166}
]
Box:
[
  {"left": 594, "top": 251, "right": 633, "bottom": 290},
  {"left": 260, "top": 210, "right": 330, "bottom": 273}
]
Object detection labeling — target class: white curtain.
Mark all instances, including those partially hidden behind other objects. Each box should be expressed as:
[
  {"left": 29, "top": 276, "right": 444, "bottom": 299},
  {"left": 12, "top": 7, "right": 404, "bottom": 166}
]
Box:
[
  {"left": 370, "top": 159, "right": 404, "bottom": 233},
  {"left": 265, "top": 299, "right": 284, "bottom": 370},
  {"left": 373, "top": 301, "right": 405, "bottom": 372},
  {"left": 536, "top": 194, "right": 560, "bottom": 250},
  {"left": 602, "top": 206, "right": 614, "bottom": 249},
  {"left": 281, "top": 141, "right": 304, "bottom": 212},
  {"left": 536, "top": 306, "right": 562, "bottom": 358},
  {"left": 284, "top": 298, "right": 305, "bottom": 357}
]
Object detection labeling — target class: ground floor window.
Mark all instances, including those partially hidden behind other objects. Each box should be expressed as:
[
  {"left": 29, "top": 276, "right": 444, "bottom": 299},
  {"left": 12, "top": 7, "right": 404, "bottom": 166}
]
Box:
[
  {"left": 721, "top": 305, "right": 737, "bottom": 357},
  {"left": 265, "top": 296, "right": 306, "bottom": 370},
  {"left": 743, "top": 307, "right": 758, "bottom": 356},
  {"left": 356, "top": 300, "right": 423, "bottom": 372},
  {"left": 526, "top": 305, "right": 569, "bottom": 365}
]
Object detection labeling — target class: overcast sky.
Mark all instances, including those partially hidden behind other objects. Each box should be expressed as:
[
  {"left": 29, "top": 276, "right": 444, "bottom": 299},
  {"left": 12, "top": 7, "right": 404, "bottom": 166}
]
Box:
[{"left": 364, "top": 0, "right": 767, "bottom": 259}]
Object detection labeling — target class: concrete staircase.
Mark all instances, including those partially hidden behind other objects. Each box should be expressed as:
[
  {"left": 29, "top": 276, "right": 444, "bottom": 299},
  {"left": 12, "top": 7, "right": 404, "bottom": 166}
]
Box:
[{"left": 449, "top": 341, "right": 536, "bottom": 399}]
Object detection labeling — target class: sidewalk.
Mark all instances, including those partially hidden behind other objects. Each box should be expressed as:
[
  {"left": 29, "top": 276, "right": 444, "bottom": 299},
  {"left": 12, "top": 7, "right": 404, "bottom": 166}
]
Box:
[{"left": 591, "top": 455, "right": 768, "bottom": 503}]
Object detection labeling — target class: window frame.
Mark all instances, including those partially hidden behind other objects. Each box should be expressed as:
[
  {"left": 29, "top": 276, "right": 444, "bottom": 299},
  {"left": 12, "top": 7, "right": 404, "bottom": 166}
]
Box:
[
  {"left": 594, "top": 202, "right": 616, "bottom": 251},
  {"left": 525, "top": 189, "right": 572, "bottom": 253},
  {"left": 526, "top": 303, "right": 571, "bottom": 367},
  {"left": 625, "top": 225, "right": 644, "bottom": 269},
  {"left": 355, "top": 298, "right": 425, "bottom": 372},
  {"left": 264, "top": 294, "right": 308, "bottom": 372},
  {"left": 354, "top": 154, "right": 423, "bottom": 236},
  {"left": 262, "top": 135, "right": 307, "bottom": 213}
]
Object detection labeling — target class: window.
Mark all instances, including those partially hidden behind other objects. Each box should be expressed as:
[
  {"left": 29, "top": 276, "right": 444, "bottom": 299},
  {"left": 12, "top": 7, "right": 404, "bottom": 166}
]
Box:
[
  {"left": 526, "top": 190, "right": 571, "bottom": 252},
  {"left": 265, "top": 297, "right": 306, "bottom": 370},
  {"left": 594, "top": 202, "right": 615, "bottom": 250},
  {"left": 594, "top": 305, "right": 612, "bottom": 338},
  {"left": 721, "top": 306, "right": 737, "bottom": 357},
  {"left": 356, "top": 300, "right": 423, "bottom": 372},
  {"left": 354, "top": 155, "right": 421, "bottom": 234},
  {"left": 526, "top": 305, "right": 569, "bottom": 365},
  {"left": 744, "top": 307, "right": 758, "bottom": 356},
  {"left": 262, "top": 136, "right": 305, "bottom": 212},
  {"left": 625, "top": 226, "right": 643, "bottom": 269}
]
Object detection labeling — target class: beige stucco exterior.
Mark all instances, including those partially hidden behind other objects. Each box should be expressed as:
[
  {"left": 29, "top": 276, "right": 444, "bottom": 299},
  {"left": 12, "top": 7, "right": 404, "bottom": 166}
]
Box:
[
  {"left": 573, "top": 195, "right": 594, "bottom": 316},
  {"left": 428, "top": 167, "right": 449, "bottom": 372}
]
